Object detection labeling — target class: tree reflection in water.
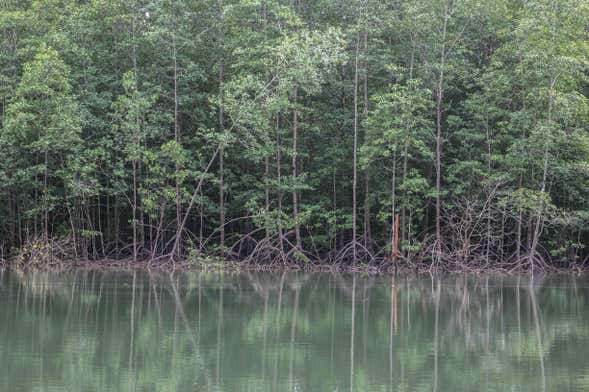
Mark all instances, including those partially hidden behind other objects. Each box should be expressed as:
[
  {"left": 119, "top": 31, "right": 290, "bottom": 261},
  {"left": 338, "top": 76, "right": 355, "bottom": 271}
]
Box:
[{"left": 1, "top": 270, "right": 588, "bottom": 391}]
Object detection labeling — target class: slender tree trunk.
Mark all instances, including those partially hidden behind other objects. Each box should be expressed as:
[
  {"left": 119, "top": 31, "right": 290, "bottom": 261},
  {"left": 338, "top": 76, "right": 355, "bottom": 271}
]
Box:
[
  {"left": 390, "top": 151, "right": 397, "bottom": 261},
  {"left": 66, "top": 197, "right": 78, "bottom": 259},
  {"left": 516, "top": 89, "right": 529, "bottom": 263},
  {"left": 172, "top": 0, "right": 182, "bottom": 258},
  {"left": 485, "top": 104, "right": 491, "bottom": 265},
  {"left": 105, "top": 187, "right": 110, "bottom": 247},
  {"left": 402, "top": 37, "right": 416, "bottom": 249},
  {"left": 132, "top": 160, "right": 138, "bottom": 262},
  {"left": 138, "top": 163, "right": 144, "bottom": 253},
  {"left": 528, "top": 3, "right": 558, "bottom": 270},
  {"left": 292, "top": 87, "right": 302, "bottom": 251},
  {"left": 276, "top": 116, "right": 284, "bottom": 254},
  {"left": 16, "top": 196, "right": 22, "bottom": 248},
  {"left": 219, "top": 134, "right": 225, "bottom": 250},
  {"left": 199, "top": 188, "right": 204, "bottom": 249},
  {"left": 401, "top": 141, "right": 409, "bottom": 241},
  {"left": 352, "top": 32, "right": 360, "bottom": 261},
  {"left": 218, "top": 0, "right": 225, "bottom": 252},
  {"left": 332, "top": 166, "right": 337, "bottom": 253},
  {"left": 263, "top": 2, "right": 270, "bottom": 241},
  {"left": 265, "top": 155, "right": 270, "bottom": 240},
  {"left": 350, "top": 275, "right": 357, "bottom": 392},
  {"left": 362, "top": 175, "right": 370, "bottom": 246},
  {"left": 43, "top": 150, "right": 48, "bottom": 241},
  {"left": 151, "top": 203, "right": 166, "bottom": 260},
  {"left": 528, "top": 78, "right": 554, "bottom": 270},
  {"left": 9, "top": 191, "right": 15, "bottom": 248},
  {"left": 433, "top": 278, "right": 441, "bottom": 392},
  {"left": 362, "top": 31, "right": 371, "bottom": 247},
  {"left": 34, "top": 161, "right": 39, "bottom": 238},
  {"left": 500, "top": 204, "right": 506, "bottom": 261},
  {"left": 434, "top": 6, "right": 449, "bottom": 259},
  {"left": 97, "top": 194, "right": 105, "bottom": 257},
  {"left": 131, "top": 0, "right": 138, "bottom": 262},
  {"left": 169, "top": 147, "right": 220, "bottom": 259},
  {"left": 114, "top": 199, "right": 120, "bottom": 250}
]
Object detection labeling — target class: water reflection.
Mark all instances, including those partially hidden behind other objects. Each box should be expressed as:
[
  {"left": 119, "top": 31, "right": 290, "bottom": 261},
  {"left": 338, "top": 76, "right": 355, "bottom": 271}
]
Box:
[{"left": 1, "top": 270, "right": 589, "bottom": 391}]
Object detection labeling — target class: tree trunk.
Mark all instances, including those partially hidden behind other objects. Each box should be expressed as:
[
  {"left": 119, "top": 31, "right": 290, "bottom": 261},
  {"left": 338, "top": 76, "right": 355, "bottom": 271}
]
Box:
[
  {"left": 350, "top": 275, "right": 356, "bottom": 391},
  {"left": 218, "top": 0, "right": 225, "bottom": 252},
  {"left": 485, "top": 102, "right": 491, "bottom": 265},
  {"left": 131, "top": 0, "right": 138, "bottom": 262},
  {"left": 362, "top": 31, "right": 371, "bottom": 247},
  {"left": 8, "top": 191, "right": 15, "bottom": 248},
  {"left": 132, "top": 160, "right": 138, "bottom": 262},
  {"left": 528, "top": 78, "right": 555, "bottom": 270},
  {"left": 390, "top": 151, "right": 397, "bottom": 261},
  {"left": 43, "top": 149, "right": 48, "bottom": 241},
  {"left": 172, "top": 0, "right": 182, "bottom": 258},
  {"left": 434, "top": 5, "right": 449, "bottom": 259},
  {"left": 114, "top": 198, "right": 120, "bottom": 251},
  {"left": 265, "top": 155, "right": 270, "bottom": 240},
  {"left": 332, "top": 166, "right": 337, "bottom": 252},
  {"left": 401, "top": 39, "right": 416, "bottom": 251},
  {"left": 352, "top": 32, "right": 360, "bottom": 261},
  {"left": 276, "top": 116, "right": 284, "bottom": 254},
  {"left": 219, "top": 138, "right": 225, "bottom": 251},
  {"left": 199, "top": 187, "right": 204, "bottom": 250},
  {"left": 292, "top": 87, "right": 302, "bottom": 250},
  {"left": 263, "top": 2, "right": 270, "bottom": 241}
]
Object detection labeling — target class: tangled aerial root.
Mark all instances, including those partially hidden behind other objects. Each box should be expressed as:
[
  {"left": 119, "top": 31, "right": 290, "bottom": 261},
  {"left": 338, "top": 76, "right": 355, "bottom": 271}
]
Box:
[{"left": 11, "top": 237, "right": 77, "bottom": 268}]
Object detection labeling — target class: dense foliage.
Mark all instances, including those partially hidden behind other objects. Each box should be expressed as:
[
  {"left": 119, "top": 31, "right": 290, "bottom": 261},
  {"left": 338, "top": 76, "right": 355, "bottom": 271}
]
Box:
[{"left": 0, "top": 0, "right": 588, "bottom": 268}]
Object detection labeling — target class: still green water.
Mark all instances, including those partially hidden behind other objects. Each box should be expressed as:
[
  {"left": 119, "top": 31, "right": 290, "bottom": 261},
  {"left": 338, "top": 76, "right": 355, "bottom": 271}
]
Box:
[{"left": 1, "top": 270, "right": 588, "bottom": 391}]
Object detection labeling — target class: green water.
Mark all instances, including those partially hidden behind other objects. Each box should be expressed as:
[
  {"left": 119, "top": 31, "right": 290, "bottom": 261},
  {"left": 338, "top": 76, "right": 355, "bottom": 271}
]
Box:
[{"left": 1, "top": 270, "right": 588, "bottom": 391}]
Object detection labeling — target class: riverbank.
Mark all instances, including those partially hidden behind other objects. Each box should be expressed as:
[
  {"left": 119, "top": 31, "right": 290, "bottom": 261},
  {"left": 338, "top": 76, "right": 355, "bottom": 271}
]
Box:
[
  {"left": 2, "top": 255, "right": 587, "bottom": 275},
  {"left": 2, "top": 234, "right": 587, "bottom": 275}
]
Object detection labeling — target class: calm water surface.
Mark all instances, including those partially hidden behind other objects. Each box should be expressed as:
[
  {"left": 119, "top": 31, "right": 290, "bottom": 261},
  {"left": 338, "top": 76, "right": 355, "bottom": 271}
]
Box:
[{"left": 1, "top": 270, "right": 588, "bottom": 391}]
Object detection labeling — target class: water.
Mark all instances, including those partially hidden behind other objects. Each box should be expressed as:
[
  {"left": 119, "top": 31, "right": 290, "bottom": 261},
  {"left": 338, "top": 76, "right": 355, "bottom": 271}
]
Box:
[{"left": 1, "top": 270, "right": 588, "bottom": 391}]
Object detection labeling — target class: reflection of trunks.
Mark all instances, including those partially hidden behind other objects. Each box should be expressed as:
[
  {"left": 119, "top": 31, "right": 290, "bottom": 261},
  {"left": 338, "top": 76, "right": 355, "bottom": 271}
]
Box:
[{"left": 0, "top": 271, "right": 575, "bottom": 392}]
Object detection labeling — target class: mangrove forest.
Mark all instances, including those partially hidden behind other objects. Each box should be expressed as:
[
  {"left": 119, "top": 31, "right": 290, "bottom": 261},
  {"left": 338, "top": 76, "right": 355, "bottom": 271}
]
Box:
[{"left": 0, "top": 0, "right": 588, "bottom": 271}]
